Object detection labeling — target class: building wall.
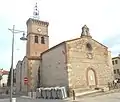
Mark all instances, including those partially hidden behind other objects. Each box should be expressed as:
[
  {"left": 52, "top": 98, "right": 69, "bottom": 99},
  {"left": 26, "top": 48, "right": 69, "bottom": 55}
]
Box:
[
  {"left": 16, "top": 57, "right": 40, "bottom": 92},
  {"left": 26, "top": 34, "right": 49, "bottom": 57},
  {"left": 28, "top": 59, "right": 40, "bottom": 91},
  {"left": 26, "top": 19, "right": 48, "bottom": 36},
  {"left": 15, "top": 61, "right": 22, "bottom": 92},
  {"left": 0, "top": 69, "right": 9, "bottom": 88},
  {"left": 0, "top": 75, "right": 8, "bottom": 87},
  {"left": 66, "top": 37, "right": 114, "bottom": 89},
  {"left": 21, "top": 57, "right": 28, "bottom": 92},
  {"left": 112, "top": 57, "right": 120, "bottom": 79},
  {"left": 26, "top": 18, "right": 49, "bottom": 57},
  {"left": 108, "top": 51, "right": 114, "bottom": 78},
  {"left": 41, "top": 43, "right": 68, "bottom": 87},
  {"left": 25, "top": 18, "right": 49, "bottom": 91}
]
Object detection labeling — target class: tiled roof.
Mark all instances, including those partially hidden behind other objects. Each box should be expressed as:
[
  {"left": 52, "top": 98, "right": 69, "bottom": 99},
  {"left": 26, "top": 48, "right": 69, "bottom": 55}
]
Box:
[{"left": 2, "top": 70, "right": 9, "bottom": 75}]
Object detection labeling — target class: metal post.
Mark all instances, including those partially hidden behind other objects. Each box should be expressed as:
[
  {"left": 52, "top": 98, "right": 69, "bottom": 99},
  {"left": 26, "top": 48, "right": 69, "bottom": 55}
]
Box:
[
  {"left": 72, "top": 90, "right": 75, "bottom": 100},
  {"left": 8, "top": 25, "right": 27, "bottom": 100},
  {"left": 10, "top": 25, "right": 15, "bottom": 102}
]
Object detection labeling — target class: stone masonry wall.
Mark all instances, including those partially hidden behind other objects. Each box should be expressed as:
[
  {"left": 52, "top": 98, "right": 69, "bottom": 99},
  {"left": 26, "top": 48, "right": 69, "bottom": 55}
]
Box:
[
  {"left": 28, "top": 60, "right": 40, "bottom": 91},
  {"left": 41, "top": 43, "right": 68, "bottom": 87},
  {"left": 66, "top": 37, "right": 114, "bottom": 89}
]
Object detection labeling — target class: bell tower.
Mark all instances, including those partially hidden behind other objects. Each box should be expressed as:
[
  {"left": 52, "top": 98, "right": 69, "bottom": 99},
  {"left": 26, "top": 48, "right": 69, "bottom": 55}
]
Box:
[
  {"left": 26, "top": 3, "right": 49, "bottom": 58},
  {"left": 24, "top": 3, "right": 49, "bottom": 92}
]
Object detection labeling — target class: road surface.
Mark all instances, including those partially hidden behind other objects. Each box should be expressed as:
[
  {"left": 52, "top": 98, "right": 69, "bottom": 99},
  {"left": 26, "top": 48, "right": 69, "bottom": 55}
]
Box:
[{"left": 0, "top": 92, "right": 120, "bottom": 102}]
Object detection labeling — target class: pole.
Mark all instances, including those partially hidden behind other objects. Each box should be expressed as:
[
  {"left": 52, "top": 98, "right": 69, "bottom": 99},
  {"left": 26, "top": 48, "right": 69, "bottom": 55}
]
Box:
[
  {"left": 72, "top": 90, "right": 75, "bottom": 100},
  {"left": 10, "top": 25, "right": 15, "bottom": 102}
]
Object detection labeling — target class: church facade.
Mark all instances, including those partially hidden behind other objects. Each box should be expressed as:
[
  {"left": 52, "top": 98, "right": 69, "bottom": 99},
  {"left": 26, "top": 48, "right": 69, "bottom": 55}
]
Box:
[
  {"left": 40, "top": 25, "right": 114, "bottom": 90},
  {"left": 15, "top": 4, "right": 114, "bottom": 93},
  {"left": 16, "top": 18, "right": 114, "bottom": 93}
]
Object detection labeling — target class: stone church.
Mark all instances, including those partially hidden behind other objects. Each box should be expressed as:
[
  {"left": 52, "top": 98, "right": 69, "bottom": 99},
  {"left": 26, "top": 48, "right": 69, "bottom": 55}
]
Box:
[
  {"left": 40, "top": 25, "right": 114, "bottom": 90},
  {"left": 15, "top": 3, "right": 114, "bottom": 93}
]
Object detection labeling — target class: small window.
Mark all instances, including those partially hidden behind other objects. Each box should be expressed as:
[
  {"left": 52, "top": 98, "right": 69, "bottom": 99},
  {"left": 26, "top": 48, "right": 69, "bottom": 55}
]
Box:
[
  {"left": 114, "top": 70, "right": 116, "bottom": 74},
  {"left": 86, "top": 43, "right": 92, "bottom": 51},
  {"left": 35, "top": 36, "right": 38, "bottom": 43},
  {"left": 117, "top": 69, "right": 119, "bottom": 74},
  {"left": 41, "top": 36, "right": 45, "bottom": 44},
  {"left": 115, "top": 60, "right": 118, "bottom": 64},
  {"left": 112, "top": 61, "right": 114, "bottom": 65}
]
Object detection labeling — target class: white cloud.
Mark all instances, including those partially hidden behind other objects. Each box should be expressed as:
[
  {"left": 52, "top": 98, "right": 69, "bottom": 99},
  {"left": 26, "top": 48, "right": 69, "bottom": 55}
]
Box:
[{"left": 109, "top": 44, "right": 120, "bottom": 57}]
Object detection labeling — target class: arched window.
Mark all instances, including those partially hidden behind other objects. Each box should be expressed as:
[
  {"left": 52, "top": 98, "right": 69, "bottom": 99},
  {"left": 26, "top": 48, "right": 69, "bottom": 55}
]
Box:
[
  {"left": 35, "top": 36, "right": 38, "bottom": 43},
  {"left": 41, "top": 36, "right": 45, "bottom": 44}
]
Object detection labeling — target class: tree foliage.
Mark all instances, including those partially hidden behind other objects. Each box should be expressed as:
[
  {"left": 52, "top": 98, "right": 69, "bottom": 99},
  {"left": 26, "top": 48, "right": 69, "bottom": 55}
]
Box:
[
  {"left": 7, "top": 68, "right": 16, "bottom": 87},
  {"left": 7, "top": 68, "right": 11, "bottom": 86},
  {"left": 0, "top": 75, "right": 2, "bottom": 81},
  {"left": 0, "top": 69, "right": 3, "bottom": 81},
  {"left": 37, "top": 66, "right": 40, "bottom": 88}
]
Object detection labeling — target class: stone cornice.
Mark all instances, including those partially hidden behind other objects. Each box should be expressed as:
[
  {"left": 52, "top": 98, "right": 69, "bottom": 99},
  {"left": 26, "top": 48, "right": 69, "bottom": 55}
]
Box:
[
  {"left": 112, "top": 57, "right": 120, "bottom": 60},
  {"left": 80, "top": 35, "right": 92, "bottom": 38},
  {"left": 26, "top": 18, "right": 49, "bottom": 27},
  {"left": 26, "top": 32, "right": 49, "bottom": 37},
  {"left": 27, "top": 56, "right": 41, "bottom": 60}
]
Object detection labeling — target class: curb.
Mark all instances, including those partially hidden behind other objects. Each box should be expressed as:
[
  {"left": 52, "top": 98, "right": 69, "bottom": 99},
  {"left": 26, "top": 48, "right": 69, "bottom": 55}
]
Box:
[{"left": 76, "top": 90, "right": 102, "bottom": 97}]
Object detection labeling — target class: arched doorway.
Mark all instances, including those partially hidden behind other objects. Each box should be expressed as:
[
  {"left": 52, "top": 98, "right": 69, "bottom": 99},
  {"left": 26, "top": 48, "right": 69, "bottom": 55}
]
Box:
[{"left": 87, "top": 68, "right": 97, "bottom": 87}]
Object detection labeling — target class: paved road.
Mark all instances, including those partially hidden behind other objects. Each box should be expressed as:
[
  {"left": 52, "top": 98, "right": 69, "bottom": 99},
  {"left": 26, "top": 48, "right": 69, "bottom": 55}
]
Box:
[
  {"left": 0, "top": 92, "right": 120, "bottom": 102},
  {"left": 0, "top": 94, "right": 23, "bottom": 99}
]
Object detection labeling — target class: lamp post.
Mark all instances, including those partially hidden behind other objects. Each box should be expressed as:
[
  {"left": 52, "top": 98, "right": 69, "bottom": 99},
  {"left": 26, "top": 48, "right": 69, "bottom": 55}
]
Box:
[{"left": 8, "top": 25, "right": 27, "bottom": 102}]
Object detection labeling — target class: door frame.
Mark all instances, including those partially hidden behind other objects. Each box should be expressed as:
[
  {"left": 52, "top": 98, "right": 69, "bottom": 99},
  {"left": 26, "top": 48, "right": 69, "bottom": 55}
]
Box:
[{"left": 86, "top": 68, "right": 97, "bottom": 87}]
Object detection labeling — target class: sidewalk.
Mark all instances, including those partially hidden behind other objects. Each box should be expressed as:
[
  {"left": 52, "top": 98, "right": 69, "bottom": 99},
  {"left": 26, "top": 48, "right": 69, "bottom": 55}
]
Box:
[
  {"left": 19, "top": 89, "right": 120, "bottom": 102},
  {"left": 71, "top": 88, "right": 120, "bottom": 102},
  {"left": 75, "top": 89, "right": 102, "bottom": 97}
]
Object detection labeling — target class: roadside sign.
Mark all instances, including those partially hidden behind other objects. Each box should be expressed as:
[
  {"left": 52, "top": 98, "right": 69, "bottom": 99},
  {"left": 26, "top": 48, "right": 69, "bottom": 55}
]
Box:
[{"left": 24, "top": 77, "right": 28, "bottom": 84}]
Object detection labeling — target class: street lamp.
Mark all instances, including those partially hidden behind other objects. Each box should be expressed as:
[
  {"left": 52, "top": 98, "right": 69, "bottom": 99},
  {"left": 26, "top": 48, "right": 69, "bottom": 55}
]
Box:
[
  {"left": 20, "top": 32, "right": 27, "bottom": 40},
  {"left": 8, "top": 25, "right": 27, "bottom": 102}
]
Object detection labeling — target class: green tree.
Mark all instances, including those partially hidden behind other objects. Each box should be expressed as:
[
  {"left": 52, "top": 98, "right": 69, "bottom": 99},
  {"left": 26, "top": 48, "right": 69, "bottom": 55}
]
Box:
[
  {"left": 37, "top": 66, "right": 40, "bottom": 88},
  {"left": 0, "top": 68, "right": 3, "bottom": 81},
  {"left": 7, "top": 68, "right": 11, "bottom": 86},
  {"left": 0, "top": 75, "right": 2, "bottom": 80},
  {"left": 13, "top": 69, "right": 16, "bottom": 84},
  {"left": 7, "top": 68, "right": 15, "bottom": 87},
  {"left": 0, "top": 75, "right": 2, "bottom": 87}
]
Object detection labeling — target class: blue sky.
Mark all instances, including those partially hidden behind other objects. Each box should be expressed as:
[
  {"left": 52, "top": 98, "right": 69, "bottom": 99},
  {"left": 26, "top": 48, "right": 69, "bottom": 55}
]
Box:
[{"left": 0, "top": 0, "right": 120, "bottom": 70}]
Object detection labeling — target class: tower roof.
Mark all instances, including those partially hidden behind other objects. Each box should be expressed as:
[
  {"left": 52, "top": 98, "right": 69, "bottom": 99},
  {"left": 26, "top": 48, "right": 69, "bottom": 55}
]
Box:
[
  {"left": 26, "top": 2, "right": 49, "bottom": 26},
  {"left": 33, "top": 2, "right": 40, "bottom": 20}
]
